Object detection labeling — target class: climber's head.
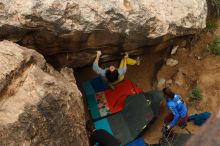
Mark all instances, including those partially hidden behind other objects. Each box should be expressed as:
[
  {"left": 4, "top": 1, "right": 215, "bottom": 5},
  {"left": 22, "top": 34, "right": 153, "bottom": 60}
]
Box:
[
  {"left": 163, "top": 87, "right": 175, "bottom": 99},
  {"left": 109, "top": 65, "right": 116, "bottom": 72},
  {"left": 105, "top": 66, "right": 119, "bottom": 83}
]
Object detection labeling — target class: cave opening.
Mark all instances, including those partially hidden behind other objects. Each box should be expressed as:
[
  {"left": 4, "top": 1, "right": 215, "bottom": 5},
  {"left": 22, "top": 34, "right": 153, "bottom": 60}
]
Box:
[
  {"left": 72, "top": 35, "right": 195, "bottom": 145},
  {"left": 0, "top": 25, "right": 197, "bottom": 145}
]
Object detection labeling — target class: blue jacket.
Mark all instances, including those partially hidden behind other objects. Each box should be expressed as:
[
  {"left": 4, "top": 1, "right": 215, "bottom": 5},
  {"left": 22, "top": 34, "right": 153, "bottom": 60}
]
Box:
[{"left": 166, "top": 94, "right": 187, "bottom": 128}]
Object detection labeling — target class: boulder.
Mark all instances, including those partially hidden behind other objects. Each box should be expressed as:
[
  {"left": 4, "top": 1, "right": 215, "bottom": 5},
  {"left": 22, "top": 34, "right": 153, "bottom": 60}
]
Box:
[
  {"left": 157, "top": 78, "right": 166, "bottom": 89},
  {"left": 174, "top": 70, "right": 185, "bottom": 86},
  {"left": 166, "top": 58, "right": 179, "bottom": 66},
  {"left": 166, "top": 79, "right": 173, "bottom": 87},
  {"left": 171, "top": 45, "right": 179, "bottom": 55},
  {"left": 0, "top": 41, "right": 88, "bottom": 146},
  {"left": 0, "top": 0, "right": 207, "bottom": 67},
  {"left": 185, "top": 109, "right": 220, "bottom": 146}
]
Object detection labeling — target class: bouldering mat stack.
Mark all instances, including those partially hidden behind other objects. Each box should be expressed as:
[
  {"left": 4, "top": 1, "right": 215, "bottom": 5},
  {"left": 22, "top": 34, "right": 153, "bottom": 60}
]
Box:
[
  {"left": 95, "top": 92, "right": 156, "bottom": 145},
  {"left": 82, "top": 79, "right": 143, "bottom": 120}
]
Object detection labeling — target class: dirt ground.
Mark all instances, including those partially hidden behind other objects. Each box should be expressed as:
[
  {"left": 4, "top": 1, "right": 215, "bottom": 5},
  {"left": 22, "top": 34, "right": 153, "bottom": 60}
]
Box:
[
  {"left": 144, "top": 20, "right": 220, "bottom": 144},
  {"left": 75, "top": 20, "right": 220, "bottom": 145}
]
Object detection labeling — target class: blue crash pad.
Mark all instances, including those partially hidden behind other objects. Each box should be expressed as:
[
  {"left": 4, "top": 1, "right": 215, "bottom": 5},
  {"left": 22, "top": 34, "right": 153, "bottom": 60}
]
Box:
[
  {"left": 95, "top": 118, "right": 113, "bottom": 135},
  {"left": 82, "top": 81, "right": 96, "bottom": 96},
  {"left": 82, "top": 76, "right": 110, "bottom": 120},
  {"left": 90, "top": 76, "right": 109, "bottom": 92}
]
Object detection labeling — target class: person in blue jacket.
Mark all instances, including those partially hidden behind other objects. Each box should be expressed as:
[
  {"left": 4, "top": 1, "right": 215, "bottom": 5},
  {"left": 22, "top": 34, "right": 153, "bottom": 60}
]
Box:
[{"left": 162, "top": 87, "right": 188, "bottom": 130}]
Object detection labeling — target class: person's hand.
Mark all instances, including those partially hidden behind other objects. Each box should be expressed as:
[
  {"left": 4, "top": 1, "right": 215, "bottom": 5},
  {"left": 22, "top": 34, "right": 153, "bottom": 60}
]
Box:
[
  {"left": 166, "top": 125, "right": 170, "bottom": 130},
  {"left": 124, "top": 52, "right": 129, "bottom": 58},
  {"left": 162, "top": 125, "right": 168, "bottom": 134},
  {"left": 96, "top": 50, "right": 102, "bottom": 57},
  {"left": 162, "top": 124, "right": 170, "bottom": 131}
]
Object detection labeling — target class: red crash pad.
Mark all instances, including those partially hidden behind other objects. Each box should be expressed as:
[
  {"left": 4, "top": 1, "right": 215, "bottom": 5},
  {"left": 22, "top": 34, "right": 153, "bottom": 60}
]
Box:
[{"left": 104, "top": 80, "right": 143, "bottom": 113}]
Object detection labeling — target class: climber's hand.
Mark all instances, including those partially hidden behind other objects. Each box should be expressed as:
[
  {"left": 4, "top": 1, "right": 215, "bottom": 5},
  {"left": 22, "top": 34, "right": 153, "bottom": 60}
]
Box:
[
  {"left": 166, "top": 125, "right": 170, "bottom": 130},
  {"left": 96, "top": 51, "right": 102, "bottom": 57},
  {"left": 124, "top": 52, "right": 129, "bottom": 58}
]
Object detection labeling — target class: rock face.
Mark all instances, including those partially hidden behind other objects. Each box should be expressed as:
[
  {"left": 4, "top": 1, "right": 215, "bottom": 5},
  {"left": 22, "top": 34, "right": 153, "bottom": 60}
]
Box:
[
  {"left": 0, "top": 41, "right": 88, "bottom": 146},
  {"left": 0, "top": 0, "right": 207, "bottom": 67},
  {"left": 166, "top": 58, "right": 179, "bottom": 66},
  {"left": 185, "top": 109, "right": 220, "bottom": 146}
]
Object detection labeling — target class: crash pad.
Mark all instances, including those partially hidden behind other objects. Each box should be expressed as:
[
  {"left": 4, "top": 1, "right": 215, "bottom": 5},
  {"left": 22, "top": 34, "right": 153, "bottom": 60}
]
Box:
[
  {"left": 82, "top": 81, "right": 96, "bottom": 96},
  {"left": 82, "top": 79, "right": 143, "bottom": 120},
  {"left": 81, "top": 76, "right": 111, "bottom": 120},
  {"left": 126, "top": 138, "right": 146, "bottom": 146},
  {"left": 94, "top": 118, "right": 113, "bottom": 135},
  {"left": 90, "top": 76, "right": 109, "bottom": 92},
  {"left": 95, "top": 92, "right": 157, "bottom": 145},
  {"left": 105, "top": 80, "right": 143, "bottom": 113},
  {"left": 143, "top": 91, "right": 164, "bottom": 116}
]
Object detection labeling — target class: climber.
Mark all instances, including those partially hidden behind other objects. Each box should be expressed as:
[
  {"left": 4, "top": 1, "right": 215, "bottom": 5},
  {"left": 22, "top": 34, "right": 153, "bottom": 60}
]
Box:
[
  {"left": 92, "top": 50, "right": 140, "bottom": 84},
  {"left": 86, "top": 120, "right": 121, "bottom": 146},
  {"left": 162, "top": 87, "right": 188, "bottom": 131}
]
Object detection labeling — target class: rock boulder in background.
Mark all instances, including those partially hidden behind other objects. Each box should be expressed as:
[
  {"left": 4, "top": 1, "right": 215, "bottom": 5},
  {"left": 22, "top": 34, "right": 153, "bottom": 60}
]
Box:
[
  {"left": 0, "top": 41, "right": 88, "bottom": 146},
  {"left": 0, "top": 0, "right": 207, "bottom": 67}
]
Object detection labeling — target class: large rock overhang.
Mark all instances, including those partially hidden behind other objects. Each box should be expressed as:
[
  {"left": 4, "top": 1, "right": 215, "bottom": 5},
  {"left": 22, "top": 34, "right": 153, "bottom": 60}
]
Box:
[{"left": 0, "top": 0, "right": 207, "bottom": 68}]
